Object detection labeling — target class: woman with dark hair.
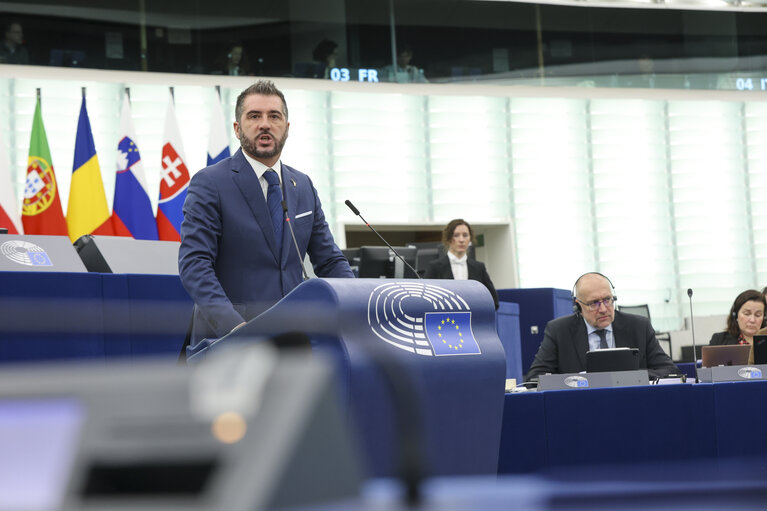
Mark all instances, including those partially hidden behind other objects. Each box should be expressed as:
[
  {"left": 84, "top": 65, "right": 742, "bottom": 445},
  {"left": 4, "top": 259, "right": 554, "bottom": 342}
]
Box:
[
  {"left": 424, "top": 219, "right": 499, "bottom": 309},
  {"left": 312, "top": 39, "right": 338, "bottom": 78},
  {"left": 709, "top": 289, "right": 766, "bottom": 364}
]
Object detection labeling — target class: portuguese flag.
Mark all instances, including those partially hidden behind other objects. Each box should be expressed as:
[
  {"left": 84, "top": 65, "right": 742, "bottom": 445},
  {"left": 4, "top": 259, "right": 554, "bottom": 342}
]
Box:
[{"left": 21, "top": 96, "right": 68, "bottom": 235}]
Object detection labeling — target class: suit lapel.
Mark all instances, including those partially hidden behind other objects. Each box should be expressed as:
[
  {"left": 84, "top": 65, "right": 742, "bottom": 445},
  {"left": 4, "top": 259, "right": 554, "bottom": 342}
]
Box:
[
  {"left": 440, "top": 256, "right": 454, "bottom": 279},
  {"left": 231, "top": 149, "right": 279, "bottom": 262},
  {"left": 467, "top": 259, "right": 479, "bottom": 280},
  {"left": 280, "top": 165, "right": 299, "bottom": 266},
  {"left": 571, "top": 317, "right": 589, "bottom": 369},
  {"left": 611, "top": 312, "right": 632, "bottom": 348}
]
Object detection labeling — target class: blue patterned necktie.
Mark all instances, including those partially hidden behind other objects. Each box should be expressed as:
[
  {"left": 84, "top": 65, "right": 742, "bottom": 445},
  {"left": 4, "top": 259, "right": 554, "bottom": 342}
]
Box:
[
  {"left": 264, "top": 169, "right": 283, "bottom": 253},
  {"left": 596, "top": 329, "right": 608, "bottom": 349}
]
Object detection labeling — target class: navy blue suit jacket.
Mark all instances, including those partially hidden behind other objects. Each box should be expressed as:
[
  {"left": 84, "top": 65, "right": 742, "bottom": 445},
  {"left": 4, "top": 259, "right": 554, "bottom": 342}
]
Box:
[{"left": 179, "top": 148, "right": 353, "bottom": 348}]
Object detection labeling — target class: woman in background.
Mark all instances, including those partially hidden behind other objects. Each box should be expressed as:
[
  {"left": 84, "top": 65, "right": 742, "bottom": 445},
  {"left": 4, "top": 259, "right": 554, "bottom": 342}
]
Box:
[
  {"left": 709, "top": 289, "right": 766, "bottom": 364},
  {"left": 312, "top": 39, "right": 338, "bottom": 79},
  {"left": 215, "top": 44, "right": 251, "bottom": 76},
  {"left": 425, "top": 219, "right": 499, "bottom": 309}
]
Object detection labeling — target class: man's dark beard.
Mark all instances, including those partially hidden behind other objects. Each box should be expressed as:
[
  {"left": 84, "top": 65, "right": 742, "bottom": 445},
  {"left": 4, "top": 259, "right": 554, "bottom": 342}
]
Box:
[{"left": 240, "top": 130, "right": 287, "bottom": 160}]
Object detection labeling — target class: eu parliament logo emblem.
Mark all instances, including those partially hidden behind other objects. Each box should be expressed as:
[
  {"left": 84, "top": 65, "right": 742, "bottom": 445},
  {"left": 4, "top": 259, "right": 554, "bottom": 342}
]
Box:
[{"left": 424, "top": 312, "right": 480, "bottom": 356}]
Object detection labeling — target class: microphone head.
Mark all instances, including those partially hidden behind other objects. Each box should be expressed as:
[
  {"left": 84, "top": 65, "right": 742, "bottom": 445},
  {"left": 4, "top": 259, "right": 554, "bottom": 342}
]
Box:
[
  {"left": 687, "top": 288, "right": 693, "bottom": 298},
  {"left": 344, "top": 199, "right": 360, "bottom": 216}
]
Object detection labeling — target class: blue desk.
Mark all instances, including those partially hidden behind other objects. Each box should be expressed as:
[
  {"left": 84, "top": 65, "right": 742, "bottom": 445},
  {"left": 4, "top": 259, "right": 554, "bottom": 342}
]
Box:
[
  {"left": 498, "top": 380, "right": 767, "bottom": 474},
  {"left": 0, "top": 271, "right": 192, "bottom": 362},
  {"left": 495, "top": 301, "right": 522, "bottom": 383}
]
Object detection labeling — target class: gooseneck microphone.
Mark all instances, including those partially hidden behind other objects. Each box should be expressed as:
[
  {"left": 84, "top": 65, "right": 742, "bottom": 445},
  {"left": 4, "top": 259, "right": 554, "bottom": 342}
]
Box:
[
  {"left": 282, "top": 200, "right": 310, "bottom": 281},
  {"left": 688, "top": 288, "right": 699, "bottom": 383},
  {"left": 345, "top": 199, "right": 422, "bottom": 279}
]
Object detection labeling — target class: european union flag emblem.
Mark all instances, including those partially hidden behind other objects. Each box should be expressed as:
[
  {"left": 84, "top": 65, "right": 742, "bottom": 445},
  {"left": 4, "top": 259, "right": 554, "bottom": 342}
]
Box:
[
  {"left": 28, "top": 251, "right": 52, "bottom": 266},
  {"left": 424, "top": 312, "right": 481, "bottom": 356}
]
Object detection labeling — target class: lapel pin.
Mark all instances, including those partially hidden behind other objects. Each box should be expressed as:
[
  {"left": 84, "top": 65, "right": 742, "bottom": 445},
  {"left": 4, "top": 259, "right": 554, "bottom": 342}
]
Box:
[{"left": 291, "top": 178, "right": 296, "bottom": 187}]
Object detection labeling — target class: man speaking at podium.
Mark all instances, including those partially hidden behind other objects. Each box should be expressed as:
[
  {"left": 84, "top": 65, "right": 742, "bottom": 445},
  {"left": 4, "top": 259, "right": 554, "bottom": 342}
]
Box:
[
  {"left": 179, "top": 80, "right": 353, "bottom": 349},
  {"left": 525, "top": 272, "right": 677, "bottom": 382}
]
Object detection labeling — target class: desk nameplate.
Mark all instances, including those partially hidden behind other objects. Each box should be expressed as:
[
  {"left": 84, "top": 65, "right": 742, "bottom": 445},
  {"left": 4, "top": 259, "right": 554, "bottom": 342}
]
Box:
[
  {"left": 697, "top": 364, "right": 767, "bottom": 383},
  {"left": 538, "top": 369, "right": 649, "bottom": 391}
]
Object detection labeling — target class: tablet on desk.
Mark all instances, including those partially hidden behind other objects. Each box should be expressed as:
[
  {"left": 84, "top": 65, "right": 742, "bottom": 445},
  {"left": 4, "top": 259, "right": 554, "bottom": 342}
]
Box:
[
  {"left": 701, "top": 344, "right": 751, "bottom": 368},
  {"left": 586, "top": 347, "right": 640, "bottom": 373},
  {"left": 753, "top": 335, "right": 767, "bottom": 365}
]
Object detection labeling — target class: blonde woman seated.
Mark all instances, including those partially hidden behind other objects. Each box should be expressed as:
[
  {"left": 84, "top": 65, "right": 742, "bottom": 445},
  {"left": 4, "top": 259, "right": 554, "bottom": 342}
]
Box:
[
  {"left": 709, "top": 289, "right": 767, "bottom": 364},
  {"left": 424, "top": 219, "right": 499, "bottom": 309}
]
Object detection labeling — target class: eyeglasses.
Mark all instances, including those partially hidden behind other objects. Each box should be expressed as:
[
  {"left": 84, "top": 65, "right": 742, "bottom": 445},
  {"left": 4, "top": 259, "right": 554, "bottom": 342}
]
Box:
[{"left": 577, "top": 296, "right": 615, "bottom": 311}]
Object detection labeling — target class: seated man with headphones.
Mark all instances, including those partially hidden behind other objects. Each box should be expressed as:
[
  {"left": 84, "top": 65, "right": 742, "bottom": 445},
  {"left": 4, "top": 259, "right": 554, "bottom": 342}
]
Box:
[{"left": 525, "top": 272, "right": 678, "bottom": 382}]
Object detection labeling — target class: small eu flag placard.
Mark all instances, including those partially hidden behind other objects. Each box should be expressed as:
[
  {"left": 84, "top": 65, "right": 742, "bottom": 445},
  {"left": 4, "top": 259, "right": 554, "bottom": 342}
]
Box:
[
  {"left": 28, "top": 251, "right": 52, "bottom": 266},
  {"left": 424, "top": 312, "right": 481, "bottom": 356}
]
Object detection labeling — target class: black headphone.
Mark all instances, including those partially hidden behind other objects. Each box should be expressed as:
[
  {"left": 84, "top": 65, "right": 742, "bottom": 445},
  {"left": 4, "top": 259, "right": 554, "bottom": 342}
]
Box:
[{"left": 572, "top": 272, "right": 617, "bottom": 315}]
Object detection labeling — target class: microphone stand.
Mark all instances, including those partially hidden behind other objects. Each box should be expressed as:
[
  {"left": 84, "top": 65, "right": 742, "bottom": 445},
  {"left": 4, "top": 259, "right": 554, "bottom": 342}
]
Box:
[
  {"left": 687, "top": 288, "right": 698, "bottom": 383},
  {"left": 282, "top": 201, "right": 310, "bottom": 281},
  {"left": 344, "top": 200, "right": 421, "bottom": 279}
]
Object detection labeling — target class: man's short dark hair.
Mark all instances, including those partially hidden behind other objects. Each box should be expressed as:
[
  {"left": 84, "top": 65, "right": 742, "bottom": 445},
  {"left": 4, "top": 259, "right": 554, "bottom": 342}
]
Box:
[{"left": 235, "top": 80, "right": 288, "bottom": 123}]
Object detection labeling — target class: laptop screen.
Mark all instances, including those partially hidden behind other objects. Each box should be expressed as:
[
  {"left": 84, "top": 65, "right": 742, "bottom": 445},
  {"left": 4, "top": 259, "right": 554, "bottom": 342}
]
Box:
[{"left": 701, "top": 344, "right": 751, "bottom": 368}]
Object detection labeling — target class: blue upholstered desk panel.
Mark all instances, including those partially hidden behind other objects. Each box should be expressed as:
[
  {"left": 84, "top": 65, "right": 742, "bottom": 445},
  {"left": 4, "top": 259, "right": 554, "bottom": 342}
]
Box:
[
  {"left": 713, "top": 381, "right": 767, "bottom": 458},
  {"left": 497, "top": 288, "right": 572, "bottom": 376},
  {"left": 497, "top": 391, "right": 547, "bottom": 474},
  {"left": 543, "top": 384, "right": 716, "bottom": 467},
  {"left": 499, "top": 381, "right": 767, "bottom": 474},
  {"left": 0, "top": 271, "right": 192, "bottom": 362},
  {"left": 495, "top": 301, "right": 521, "bottom": 382},
  {"left": 0, "top": 271, "right": 107, "bottom": 361},
  {"left": 123, "top": 274, "right": 193, "bottom": 356}
]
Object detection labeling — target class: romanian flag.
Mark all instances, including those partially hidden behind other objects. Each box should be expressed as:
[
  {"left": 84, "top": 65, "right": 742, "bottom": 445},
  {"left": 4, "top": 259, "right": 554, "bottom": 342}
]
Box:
[
  {"left": 66, "top": 95, "right": 114, "bottom": 242},
  {"left": 156, "top": 90, "right": 190, "bottom": 241},
  {"left": 111, "top": 92, "right": 159, "bottom": 240},
  {"left": 21, "top": 96, "right": 68, "bottom": 235},
  {"left": 207, "top": 88, "right": 231, "bottom": 165},
  {"left": 0, "top": 129, "right": 22, "bottom": 234}
]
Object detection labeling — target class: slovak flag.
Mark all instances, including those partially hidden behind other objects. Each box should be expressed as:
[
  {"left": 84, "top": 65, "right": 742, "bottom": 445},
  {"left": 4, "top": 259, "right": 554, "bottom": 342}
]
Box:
[
  {"left": 112, "top": 92, "right": 159, "bottom": 240},
  {"left": 156, "top": 89, "right": 190, "bottom": 241},
  {"left": 207, "top": 88, "right": 231, "bottom": 165}
]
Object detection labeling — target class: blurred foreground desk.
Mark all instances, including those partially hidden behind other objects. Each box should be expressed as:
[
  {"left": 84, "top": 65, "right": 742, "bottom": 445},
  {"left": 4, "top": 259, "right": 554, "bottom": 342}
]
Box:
[
  {"left": 304, "top": 456, "right": 767, "bottom": 511},
  {"left": 0, "top": 271, "right": 192, "bottom": 362},
  {"left": 499, "top": 380, "right": 767, "bottom": 474}
]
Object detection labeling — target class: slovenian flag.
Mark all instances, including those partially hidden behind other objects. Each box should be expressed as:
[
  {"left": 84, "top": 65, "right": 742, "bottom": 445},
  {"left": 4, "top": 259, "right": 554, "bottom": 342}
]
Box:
[
  {"left": 0, "top": 128, "right": 22, "bottom": 234},
  {"left": 66, "top": 93, "right": 115, "bottom": 242},
  {"left": 156, "top": 89, "right": 190, "bottom": 241},
  {"left": 112, "top": 92, "right": 159, "bottom": 240},
  {"left": 21, "top": 94, "right": 68, "bottom": 236},
  {"left": 207, "top": 87, "right": 231, "bottom": 165}
]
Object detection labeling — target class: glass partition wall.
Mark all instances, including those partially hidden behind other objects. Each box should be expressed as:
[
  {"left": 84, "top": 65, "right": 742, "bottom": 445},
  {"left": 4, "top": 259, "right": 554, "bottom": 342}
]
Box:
[{"left": 2, "top": 0, "right": 767, "bottom": 91}]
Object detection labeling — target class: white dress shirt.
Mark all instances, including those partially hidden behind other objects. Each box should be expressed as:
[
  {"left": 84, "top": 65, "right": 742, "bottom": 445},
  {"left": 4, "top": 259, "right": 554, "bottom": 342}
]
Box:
[
  {"left": 447, "top": 251, "right": 468, "bottom": 280},
  {"left": 241, "top": 151, "right": 282, "bottom": 200},
  {"left": 585, "top": 320, "right": 614, "bottom": 351}
]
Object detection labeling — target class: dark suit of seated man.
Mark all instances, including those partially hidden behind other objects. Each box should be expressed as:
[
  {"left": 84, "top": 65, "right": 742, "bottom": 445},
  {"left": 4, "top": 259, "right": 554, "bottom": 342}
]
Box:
[{"left": 525, "top": 272, "right": 678, "bottom": 382}]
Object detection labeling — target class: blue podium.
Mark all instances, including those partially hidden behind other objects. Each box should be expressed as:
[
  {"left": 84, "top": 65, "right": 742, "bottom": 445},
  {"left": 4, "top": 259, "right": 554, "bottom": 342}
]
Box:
[{"left": 189, "top": 278, "right": 507, "bottom": 479}]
